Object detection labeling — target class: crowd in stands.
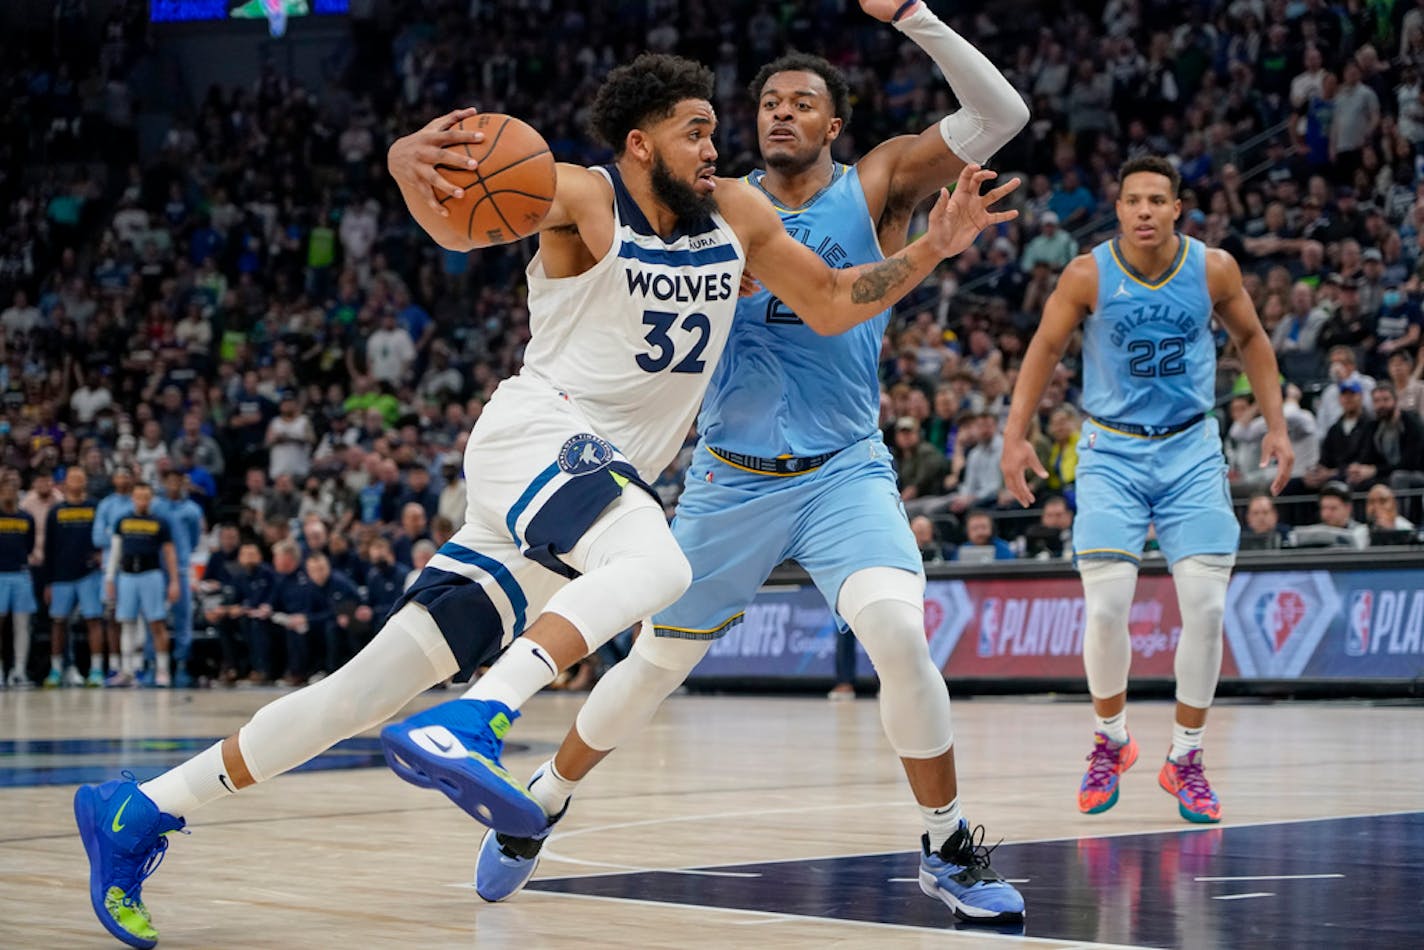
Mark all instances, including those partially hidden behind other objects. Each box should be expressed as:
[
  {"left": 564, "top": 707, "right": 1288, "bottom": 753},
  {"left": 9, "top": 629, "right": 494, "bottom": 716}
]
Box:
[{"left": 4, "top": 0, "right": 1424, "bottom": 684}]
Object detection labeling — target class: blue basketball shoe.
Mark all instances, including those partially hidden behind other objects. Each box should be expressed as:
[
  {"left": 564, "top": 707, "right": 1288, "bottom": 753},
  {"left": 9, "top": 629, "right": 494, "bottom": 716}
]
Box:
[
  {"left": 380, "top": 697, "right": 547, "bottom": 837},
  {"left": 74, "top": 773, "right": 186, "bottom": 948},
  {"left": 473, "top": 767, "right": 571, "bottom": 902},
  {"left": 919, "top": 821, "right": 1025, "bottom": 924}
]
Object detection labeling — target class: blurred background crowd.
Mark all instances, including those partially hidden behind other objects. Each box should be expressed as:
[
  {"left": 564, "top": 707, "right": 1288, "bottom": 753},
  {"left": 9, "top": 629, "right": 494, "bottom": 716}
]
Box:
[{"left": 1, "top": 0, "right": 1423, "bottom": 687}]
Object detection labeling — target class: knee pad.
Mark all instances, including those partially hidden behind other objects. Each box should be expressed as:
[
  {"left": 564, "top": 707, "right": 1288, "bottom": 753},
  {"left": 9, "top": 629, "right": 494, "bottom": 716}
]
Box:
[
  {"left": 574, "top": 632, "right": 710, "bottom": 752},
  {"left": 1079, "top": 559, "right": 1139, "bottom": 699},
  {"left": 1172, "top": 555, "right": 1232, "bottom": 708}
]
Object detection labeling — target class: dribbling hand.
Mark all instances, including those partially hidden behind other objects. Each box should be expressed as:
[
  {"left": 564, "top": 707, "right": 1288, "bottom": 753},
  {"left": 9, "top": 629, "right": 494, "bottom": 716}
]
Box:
[
  {"left": 387, "top": 107, "right": 487, "bottom": 218},
  {"left": 1000, "top": 437, "right": 1048, "bottom": 508},
  {"left": 924, "top": 164, "right": 1021, "bottom": 261}
]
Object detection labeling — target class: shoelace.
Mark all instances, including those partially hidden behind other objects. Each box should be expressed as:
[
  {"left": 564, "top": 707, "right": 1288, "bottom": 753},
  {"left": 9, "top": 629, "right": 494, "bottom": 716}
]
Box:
[
  {"left": 120, "top": 835, "right": 171, "bottom": 907},
  {"left": 1083, "top": 740, "right": 1122, "bottom": 789},
  {"left": 1173, "top": 756, "right": 1214, "bottom": 805},
  {"left": 944, "top": 823, "right": 1002, "bottom": 873}
]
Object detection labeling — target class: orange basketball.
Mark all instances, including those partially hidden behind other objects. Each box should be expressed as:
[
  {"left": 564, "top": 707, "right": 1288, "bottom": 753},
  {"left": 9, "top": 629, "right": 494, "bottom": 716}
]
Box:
[{"left": 434, "top": 113, "right": 556, "bottom": 248}]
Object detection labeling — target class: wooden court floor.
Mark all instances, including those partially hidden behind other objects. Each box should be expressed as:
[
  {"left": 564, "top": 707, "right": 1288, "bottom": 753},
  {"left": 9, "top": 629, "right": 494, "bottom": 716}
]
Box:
[{"left": 2, "top": 687, "right": 1421, "bottom": 948}]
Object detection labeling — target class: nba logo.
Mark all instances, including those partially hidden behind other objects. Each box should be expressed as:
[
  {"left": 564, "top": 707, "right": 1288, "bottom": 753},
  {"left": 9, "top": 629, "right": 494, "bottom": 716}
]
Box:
[
  {"left": 1346, "top": 590, "right": 1373, "bottom": 657},
  {"left": 978, "top": 599, "right": 1000, "bottom": 657}
]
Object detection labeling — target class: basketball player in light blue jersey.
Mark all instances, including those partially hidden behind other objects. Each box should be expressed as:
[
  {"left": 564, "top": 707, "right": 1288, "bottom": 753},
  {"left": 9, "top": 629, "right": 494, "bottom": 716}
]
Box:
[
  {"left": 1001, "top": 156, "right": 1294, "bottom": 824},
  {"left": 475, "top": 0, "right": 1030, "bottom": 925}
]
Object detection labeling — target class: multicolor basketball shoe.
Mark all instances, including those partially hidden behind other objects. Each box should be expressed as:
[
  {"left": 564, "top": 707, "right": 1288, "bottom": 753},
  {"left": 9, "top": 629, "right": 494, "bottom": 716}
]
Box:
[
  {"left": 74, "top": 773, "right": 186, "bottom": 948},
  {"left": 473, "top": 767, "right": 570, "bottom": 902},
  {"left": 380, "top": 698, "right": 547, "bottom": 837},
  {"left": 1158, "top": 749, "right": 1222, "bottom": 823},
  {"left": 1077, "top": 731, "right": 1139, "bottom": 814},
  {"left": 919, "top": 821, "right": 1026, "bottom": 924}
]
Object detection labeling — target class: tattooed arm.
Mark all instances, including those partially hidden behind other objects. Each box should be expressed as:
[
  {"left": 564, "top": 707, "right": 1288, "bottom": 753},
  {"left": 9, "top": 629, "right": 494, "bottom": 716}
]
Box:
[{"left": 722, "top": 163, "right": 1020, "bottom": 336}]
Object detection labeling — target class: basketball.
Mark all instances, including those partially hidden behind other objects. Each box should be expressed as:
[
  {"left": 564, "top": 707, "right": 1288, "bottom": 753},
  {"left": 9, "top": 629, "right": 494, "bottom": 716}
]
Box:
[{"left": 435, "top": 113, "right": 556, "bottom": 247}]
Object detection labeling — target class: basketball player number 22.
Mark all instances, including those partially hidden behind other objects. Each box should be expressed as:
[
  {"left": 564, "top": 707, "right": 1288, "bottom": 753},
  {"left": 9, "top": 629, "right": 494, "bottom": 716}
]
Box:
[
  {"left": 1127, "top": 337, "right": 1186, "bottom": 378},
  {"left": 636, "top": 309, "right": 711, "bottom": 374}
]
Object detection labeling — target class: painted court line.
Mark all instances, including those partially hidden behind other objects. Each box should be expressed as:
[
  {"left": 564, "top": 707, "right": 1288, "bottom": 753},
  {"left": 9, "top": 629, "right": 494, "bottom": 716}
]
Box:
[
  {"left": 1195, "top": 874, "right": 1344, "bottom": 882},
  {"left": 1212, "top": 892, "right": 1275, "bottom": 901}
]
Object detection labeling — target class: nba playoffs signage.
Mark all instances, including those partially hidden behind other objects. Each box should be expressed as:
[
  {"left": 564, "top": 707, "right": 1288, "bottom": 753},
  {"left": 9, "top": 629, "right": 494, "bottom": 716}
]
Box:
[{"left": 690, "top": 568, "right": 1424, "bottom": 682}]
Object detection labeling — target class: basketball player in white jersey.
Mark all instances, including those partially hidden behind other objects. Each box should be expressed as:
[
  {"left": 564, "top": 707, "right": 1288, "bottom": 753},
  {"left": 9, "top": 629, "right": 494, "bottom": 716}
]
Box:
[{"left": 73, "top": 53, "right": 1017, "bottom": 948}]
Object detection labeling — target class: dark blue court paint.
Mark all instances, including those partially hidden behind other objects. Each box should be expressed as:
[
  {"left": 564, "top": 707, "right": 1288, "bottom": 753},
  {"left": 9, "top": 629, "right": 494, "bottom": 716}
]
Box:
[{"left": 528, "top": 813, "right": 1424, "bottom": 948}]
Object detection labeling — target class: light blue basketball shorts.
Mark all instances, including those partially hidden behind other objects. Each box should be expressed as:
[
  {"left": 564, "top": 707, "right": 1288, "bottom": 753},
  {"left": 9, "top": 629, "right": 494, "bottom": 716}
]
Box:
[
  {"left": 0, "top": 570, "right": 36, "bottom": 615},
  {"left": 51, "top": 571, "right": 104, "bottom": 620},
  {"left": 653, "top": 436, "right": 924, "bottom": 639},
  {"left": 116, "top": 570, "right": 168, "bottom": 623},
  {"left": 1073, "top": 416, "right": 1240, "bottom": 568}
]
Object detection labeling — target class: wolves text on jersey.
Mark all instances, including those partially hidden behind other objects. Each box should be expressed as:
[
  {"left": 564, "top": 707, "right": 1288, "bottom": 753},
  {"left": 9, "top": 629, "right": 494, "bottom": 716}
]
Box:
[{"left": 625, "top": 270, "right": 735, "bottom": 304}]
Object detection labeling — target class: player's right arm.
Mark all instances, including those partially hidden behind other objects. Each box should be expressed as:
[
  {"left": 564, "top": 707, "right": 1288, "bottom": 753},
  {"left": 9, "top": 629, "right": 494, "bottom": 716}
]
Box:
[
  {"left": 1000, "top": 254, "right": 1097, "bottom": 507},
  {"left": 726, "top": 163, "right": 1018, "bottom": 336}
]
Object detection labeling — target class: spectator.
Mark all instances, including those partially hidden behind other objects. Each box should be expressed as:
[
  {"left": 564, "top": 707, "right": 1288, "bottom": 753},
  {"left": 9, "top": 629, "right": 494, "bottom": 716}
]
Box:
[
  {"left": 19, "top": 470, "right": 58, "bottom": 567},
  {"left": 893, "top": 416, "right": 949, "bottom": 504},
  {"left": 437, "top": 453, "right": 466, "bottom": 529},
  {"left": 1023, "top": 495, "right": 1074, "bottom": 559},
  {"left": 952, "top": 510, "right": 1016, "bottom": 561},
  {"left": 1240, "top": 493, "right": 1291, "bottom": 550},
  {"left": 198, "top": 524, "right": 244, "bottom": 684},
  {"left": 404, "top": 539, "right": 436, "bottom": 590},
  {"left": 1271, "top": 281, "right": 1329, "bottom": 375},
  {"left": 1366, "top": 483, "right": 1416, "bottom": 539},
  {"left": 264, "top": 473, "right": 302, "bottom": 527},
  {"left": 1299, "top": 482, "right": 1370, "bottom": 549},
  {"left": 1370, "top": 383, "right": 1424, "bottom": 515},
  {"left": 1368, "top": 285, "right": 1423, "bottom": 377},
  {"left": 1390, "top": 350, "right": 1424, "bottom": 418},
  {"left": 260, "top": 539, "right": 319, "bottom": 686},
  {"left": 1316, "top": 347, "right": 1376, "bottom": 435},
  {"left": 909, "top": 515, "right": 947, "bottom": 564},
  {"left": 1019, "top": 212, "right": 1078, "bottom": 273},
  {"left": 946, "top": 413, "right": 1005, "bottom": 515},
  {"left": 266, "top": 393, "right": 315, "bottom": 481},
  {"left": 233, "top": 541, "right": 278, "bottom": 685},
  {"left": 70, "top": 369, "right": 114, "bottom": 425},
  {"left": 1317, "top": 279, "right": 1373, "bottom": 357},
  {"left": 170, "top": 410, "right": 225, "bottom": 481},
  {"left": 391, "top": 502, "right": 431, "bottom": 567},
  {"left": 227, "top": 372, "right": 276, "bottom": 468},
  {"left": 399, "top": 466, "right": 439, "bottom": 521},
  {"left": 1331, "top": 62, "right": 1381, "bottom": 181},
  {"left": 1043, "top": 405, "right": 1080, "bottom": 506},
  {"left": 363, "top": 537, "right": 408, "bottom": 628},
  {"left": 1312, "top": 379, "right": 1379, "bottom": 491},
  {"left": 366, "top": 311, "right": 416, "bottom": 387},
  {"left": 134, "top": 421, "right": 169, "bottom": 484}
]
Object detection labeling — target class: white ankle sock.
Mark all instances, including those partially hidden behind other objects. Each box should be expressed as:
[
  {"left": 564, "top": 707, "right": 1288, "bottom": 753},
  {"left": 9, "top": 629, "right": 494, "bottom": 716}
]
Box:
[
  {"left": 529, "top": 759, "right": 578, "bottom": 817},
  {"left": 1169, "top": 722, "right": 1205, "bottom": 762},
  {"left": 50, "top": 655, "right": 63, "bottom": 674},
  {"left": 1096, "top": 710, "right": 1129, "bottom": 744},
  {"left": 139, "top": 741, "right": 237, "bottom": 817},
  {"left": 156, "top": 651, "right": 171, "bottom": 678},
  {"left": 11, "top": 614, "right": 29, "bottom": 672},
  {"left": 463, "top": 638, "right": 559, "bottom": 711},
  {"left": 920, "top": 797, "right": 962, "bottom": 852}
]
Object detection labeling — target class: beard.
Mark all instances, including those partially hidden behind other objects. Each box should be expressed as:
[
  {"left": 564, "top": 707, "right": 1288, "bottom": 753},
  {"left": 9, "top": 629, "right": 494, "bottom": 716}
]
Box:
[{"left": 651, "top": 153, "right": 717, "bottom": 224}]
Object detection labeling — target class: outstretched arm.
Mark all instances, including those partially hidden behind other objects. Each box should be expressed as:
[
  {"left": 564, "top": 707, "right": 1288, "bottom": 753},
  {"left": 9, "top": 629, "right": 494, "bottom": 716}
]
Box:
[
  {"left": 855, "top": 0, "right": 1029, "bottom": 240},
  {"left": 1209, "top": 248, "right": 1294, "bottom": 494},
  {"left": 1000, "top": 255, "right": 1096, "bottom": 506},
  {"left": 733, "top": 163, "right": 1019, "bottom": 336}
]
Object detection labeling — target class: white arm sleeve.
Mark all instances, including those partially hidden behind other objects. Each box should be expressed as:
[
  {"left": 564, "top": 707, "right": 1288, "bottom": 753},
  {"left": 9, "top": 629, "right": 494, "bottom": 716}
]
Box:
[
  {"left": 105, "top": 535, "right": 122, "bottom": 583},
  {"left": 893, "top": 4, "right": 1029, "bottom": 165}
]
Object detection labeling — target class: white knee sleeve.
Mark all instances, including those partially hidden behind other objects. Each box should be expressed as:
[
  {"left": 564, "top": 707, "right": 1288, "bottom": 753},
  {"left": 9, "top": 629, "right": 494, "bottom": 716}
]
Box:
[
  {"left": 1079, "top": 559, "right": 1139, "bottom": 700},
  {"left": 838, "top": 568, "right": 952, "bottom": 759},
  {"left": 1171, "top": 554, "right": 1233, "bottom": 709},
  {"left": 574, "top": 629, "right": 710, "bottom": 752},
  {"left": 238, "top": 604, "right": 459, "bottom": 783},
  {"left": 546, "top": 489, "right": 692, "bottom": 654}
]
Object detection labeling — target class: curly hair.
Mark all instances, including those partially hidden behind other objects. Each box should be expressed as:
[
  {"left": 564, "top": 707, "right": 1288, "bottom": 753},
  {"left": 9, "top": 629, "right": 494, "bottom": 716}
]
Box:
[
  {"left": 748, "top": 52, "right": 853, "bottom": 125},
  {"left": 588, "top": 53, "right": 716, "bottom": 155},
  {"left": 1118, "top": 155, "right": 1181, "bottom": 194}
]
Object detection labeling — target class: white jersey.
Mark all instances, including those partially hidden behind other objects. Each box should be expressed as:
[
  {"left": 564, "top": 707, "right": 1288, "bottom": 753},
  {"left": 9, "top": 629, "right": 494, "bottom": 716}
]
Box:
[{"left": 518, "top": 165, "right": 745, "bottom": 479}]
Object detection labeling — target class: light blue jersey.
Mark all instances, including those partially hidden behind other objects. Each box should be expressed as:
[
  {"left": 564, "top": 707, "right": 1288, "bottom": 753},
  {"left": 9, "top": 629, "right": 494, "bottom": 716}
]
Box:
[
  {"left": 698, "top": 164, "right": 889, "bottom": 457},
  {"left": 653, "top": 164, "right": 921, "bottom": 640},
  {"left": 1074, "top": 234, "right": 1238, "bottom": 566},
  {"left": 1084, "top": 235, "right": 1214, "bottom": 428},
  {"left": 152, "top": 496, "right": 203, "bottom": 568}
]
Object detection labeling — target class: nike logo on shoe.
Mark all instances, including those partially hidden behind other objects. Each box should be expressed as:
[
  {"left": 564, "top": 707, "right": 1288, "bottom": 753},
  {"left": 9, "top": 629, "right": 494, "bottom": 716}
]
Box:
[
  {"left": 430, "top": 736, "right": 454, "bottom": 753},
  {"left": 112, "top": 795, "right": 132, "bottom": 833}
]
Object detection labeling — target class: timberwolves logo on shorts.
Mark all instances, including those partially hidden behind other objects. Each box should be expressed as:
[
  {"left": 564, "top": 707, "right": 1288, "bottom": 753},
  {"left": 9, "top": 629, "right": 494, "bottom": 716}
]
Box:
[{"left": 558, "top": 434, "right": 615, "bottom": 476}]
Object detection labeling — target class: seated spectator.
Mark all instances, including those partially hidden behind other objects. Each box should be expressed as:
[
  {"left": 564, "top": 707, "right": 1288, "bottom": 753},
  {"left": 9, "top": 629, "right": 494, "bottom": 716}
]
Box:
[
  {"left": 1386, "top": 349, "right": 1424, "bottom": 418},
  {"left": 1370, "top": 382, "right": 1424, "bottom": 518},
  {"left": 893, "top": 416, "right": 949, "bottom": 504},
  {"left": 391, "top": 502, "right": 431, "bottom": 567},
  {"left": 261, "top": 539, "right": 319, "bottom": 686},
  {"left": 1367, "top": 284, "right": 1423, "bottom": 377},
  {"left": 1308, "top": 379, "right": 1379, "bottom": 491},
  {"left": 945, "top": 412, "right": 1005, "bottom": 515},
  {"left": 1296, "top": 482, "right": 1370, "bottom": 549},
  {"left": 1019, "top": 212, "right": 1079, "bottom": 273},
  {"left": 952, "top": 510, "right": 1016, "bottom": 562},
  {"left": 1272, "top": 281, "right": 1329, "bottom": 379},
  {"left": 909, "top": 515, "right": 947, "bottom": 565},
  {"left": 1240, "top": 493, "right": 1292, "bottom": 550},
  {"left": 404, "top": 539, "right": 436, "bottom": 589},
  {"left": 364, "top": 537, "right": 409, "bottom": 628},
  {"left": 1042, "top": 405, "right": 1080, "bottom": 506},
  {"left": 1365, "top": 484, "right": 1416, "bottom": 544},
  {"left": 233, "top": 541, "right": 278, "bottom": 685},
  {"left": 1023, "top": 495, "right": 1074, "bottom": 559}
]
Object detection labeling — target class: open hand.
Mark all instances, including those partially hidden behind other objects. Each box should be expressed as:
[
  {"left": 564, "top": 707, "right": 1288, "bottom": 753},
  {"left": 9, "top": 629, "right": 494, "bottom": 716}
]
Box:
[
  {"left": 859, "top": 0, "right": 920, "bottom": 22},
  {"left": 925, "top": 164, "right": 1021, "bottom": 260}
]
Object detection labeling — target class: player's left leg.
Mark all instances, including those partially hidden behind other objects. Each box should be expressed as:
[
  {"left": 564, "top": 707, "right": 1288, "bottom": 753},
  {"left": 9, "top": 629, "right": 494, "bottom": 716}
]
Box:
[
  {"left": 797, "top": 439, "right": 1023, "bottom": 924},
  {"left": 1151, "top": 423, "right": 1240, "bottom": 824}
]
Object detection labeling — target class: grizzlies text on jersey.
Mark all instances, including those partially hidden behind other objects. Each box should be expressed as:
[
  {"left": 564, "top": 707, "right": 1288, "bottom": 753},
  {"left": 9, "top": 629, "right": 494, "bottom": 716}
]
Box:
[
  {"left": 1084, "top": 234, "right": 1215, "bottom": 429},
  {"left": 699, "top": 164, "right": 890, "bottom": 457}
]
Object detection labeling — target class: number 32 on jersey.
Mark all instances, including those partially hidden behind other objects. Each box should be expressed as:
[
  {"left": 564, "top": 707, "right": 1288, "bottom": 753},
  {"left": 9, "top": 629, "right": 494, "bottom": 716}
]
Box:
[{"left": 636, "top": 309, "right": 711, "bottom": 374}]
